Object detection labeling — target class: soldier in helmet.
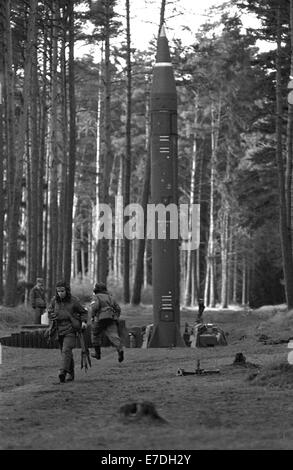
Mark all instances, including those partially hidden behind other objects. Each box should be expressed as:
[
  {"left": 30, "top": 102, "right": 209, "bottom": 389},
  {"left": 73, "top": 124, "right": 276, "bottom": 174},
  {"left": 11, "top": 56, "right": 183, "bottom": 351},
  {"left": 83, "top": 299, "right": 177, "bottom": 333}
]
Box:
[
  {"left": 30, "top": 277, "right": 47, "bottom": 324},
  {"left": 197, "top": 298, "right": 205, "bottom": 323},
  {"left": 90, "top": 282, "right": 124, "bottom": 363}
]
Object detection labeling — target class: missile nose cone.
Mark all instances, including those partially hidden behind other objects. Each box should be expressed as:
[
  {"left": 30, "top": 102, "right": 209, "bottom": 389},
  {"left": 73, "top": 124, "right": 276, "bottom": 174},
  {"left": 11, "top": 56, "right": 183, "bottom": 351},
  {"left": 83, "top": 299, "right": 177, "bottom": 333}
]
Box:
[
  {"left": 151, "top": 23, "right": 176, "bottom": 108},
  {"left": 156, "top": 25, "right": 171, "bottom": 63},
  {"left": 159, "top": 24, "right": 166, "bottom": 37}
]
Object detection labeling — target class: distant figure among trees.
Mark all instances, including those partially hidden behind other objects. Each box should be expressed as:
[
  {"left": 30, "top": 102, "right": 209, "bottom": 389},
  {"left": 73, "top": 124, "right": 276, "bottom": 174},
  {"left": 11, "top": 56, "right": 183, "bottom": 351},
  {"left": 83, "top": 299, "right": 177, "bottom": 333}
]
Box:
[
  {"left": 30, "top": 278, "right": 46, "bottom": 324},
  {"left": 48, "top": 280, "right": 88, "bottom": 384},
  {"left": 197, "top": 298, "right": 205, "bottom": 323},
  {"left": 90, "top": 282, "right": 124, "bottom": 363}
]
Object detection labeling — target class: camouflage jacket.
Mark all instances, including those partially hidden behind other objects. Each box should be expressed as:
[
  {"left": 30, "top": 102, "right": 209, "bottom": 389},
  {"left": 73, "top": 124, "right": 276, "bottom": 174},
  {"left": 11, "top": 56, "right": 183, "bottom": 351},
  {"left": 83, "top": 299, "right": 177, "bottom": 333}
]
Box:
[
  {"left": 30, "top": 285, "right": 46, "bottom": 309},
  {"left": 90, "top": 292, "right": 121, "bottom": 321},
  {"left": 48, "top": 295, "right": 88, "bottom": 336}
]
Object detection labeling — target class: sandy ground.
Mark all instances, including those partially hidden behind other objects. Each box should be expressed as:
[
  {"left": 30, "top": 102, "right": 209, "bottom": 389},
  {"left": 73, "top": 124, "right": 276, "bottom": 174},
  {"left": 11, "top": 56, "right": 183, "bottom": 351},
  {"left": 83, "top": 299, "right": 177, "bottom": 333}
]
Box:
[{"left": 1, "top": 306, "right": 293, "bottom": 450}]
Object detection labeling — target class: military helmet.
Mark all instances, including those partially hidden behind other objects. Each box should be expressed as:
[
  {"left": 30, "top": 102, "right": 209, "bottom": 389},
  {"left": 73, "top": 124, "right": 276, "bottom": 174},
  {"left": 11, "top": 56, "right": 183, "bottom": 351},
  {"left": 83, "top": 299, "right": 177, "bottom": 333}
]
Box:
[{"left": 93, "top": 282, "right": 107, "bottom": 294}]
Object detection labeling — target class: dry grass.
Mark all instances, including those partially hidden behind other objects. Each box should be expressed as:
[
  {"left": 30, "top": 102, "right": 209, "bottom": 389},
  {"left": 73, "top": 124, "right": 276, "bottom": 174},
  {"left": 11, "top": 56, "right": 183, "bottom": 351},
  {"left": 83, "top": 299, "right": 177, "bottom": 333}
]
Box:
[
  {"left": 0, "top": 305, "right": 34, "bottom": 327},
  {"left": 1, "top": 304, "right": 293, "bottom": 450},
  {"left": 248, "top": 361, "right": 293, "bottom": 389}
]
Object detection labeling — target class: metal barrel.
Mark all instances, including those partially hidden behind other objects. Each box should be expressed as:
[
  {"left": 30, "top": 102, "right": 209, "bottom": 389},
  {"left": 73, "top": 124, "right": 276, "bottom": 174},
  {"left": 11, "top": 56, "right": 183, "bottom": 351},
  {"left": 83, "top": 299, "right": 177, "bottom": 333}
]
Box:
[
  {"left": 0, "top": 336, "right": 12, "bottom": 346},
  {"left": 25, "top": 331, "right": 32, "bottom": 348},
  {"left": 28, "top": 331, "right": 34, "bottom": 348},
  {"left": 11, "top": 333, "right": 19, "bottom": 347}
]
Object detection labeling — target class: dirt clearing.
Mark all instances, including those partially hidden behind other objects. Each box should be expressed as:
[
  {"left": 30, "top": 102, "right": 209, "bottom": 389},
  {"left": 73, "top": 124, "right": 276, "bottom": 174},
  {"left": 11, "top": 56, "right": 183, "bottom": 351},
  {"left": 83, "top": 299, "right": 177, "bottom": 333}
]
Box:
[{"left": 1, "top": 306, "right": 293, "bottom": 450}]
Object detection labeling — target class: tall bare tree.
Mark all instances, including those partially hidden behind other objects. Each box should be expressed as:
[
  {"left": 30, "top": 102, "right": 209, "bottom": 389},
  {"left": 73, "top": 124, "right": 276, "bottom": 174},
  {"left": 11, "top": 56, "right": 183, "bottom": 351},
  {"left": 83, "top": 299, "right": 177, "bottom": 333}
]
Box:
[
  {"left": 97, "top": 0, "right": 114, "bottom": 283},
  {"left": 204, "top": 100, "right": 221, "bottom": 308},
  {"left": 37, "top": 9, "right": 49, "bottom": 281},
  {"left": 63, "top": 0, "right": 76, "bottom": 284},
  {"left": 183, "top": 93, "right": 198, "bottom": 306},
  {"left": 276, "top": 4, "right": 293, "bottom": 308},
  {"left": 131, "top": 82, "right": 151, "bottom": 305},
  {"left": 57, "top": 3, "right": 68, "bottom": 281},
  {"left": 28, "top": 6, "right": 39, "bottom": 286},
  {"left": 123, "top": 0, "right": 132, "bottom": 302},
  {"left": 287, "top": 0, "right": 293, "bottom": 233},
  {"left": 47, "top": 0, "right": 59, "bottom": 298},
  {"left": 0, "top": 0, "right": 5, "bottom": 302},
  {"left": 5, "top": 0, "right": 15, "bottom": 219},
  {"left": 4, "top": 0, "right": 37, "bottom": 306}
]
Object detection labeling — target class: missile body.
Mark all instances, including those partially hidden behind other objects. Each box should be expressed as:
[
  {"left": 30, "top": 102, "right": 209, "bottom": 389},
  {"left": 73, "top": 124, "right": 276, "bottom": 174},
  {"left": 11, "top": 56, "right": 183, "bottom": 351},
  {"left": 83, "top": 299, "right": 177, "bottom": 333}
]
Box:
[{"left": 148, "top": 27, "right": 185, "bottom": 348}]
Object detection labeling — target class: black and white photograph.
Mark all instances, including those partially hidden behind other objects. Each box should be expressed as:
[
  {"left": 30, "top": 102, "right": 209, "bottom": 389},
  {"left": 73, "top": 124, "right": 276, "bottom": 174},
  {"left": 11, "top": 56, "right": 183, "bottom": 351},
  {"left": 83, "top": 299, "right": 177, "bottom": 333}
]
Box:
[{"left": 0, "top": 0, "right": 293, "bottom": 455}]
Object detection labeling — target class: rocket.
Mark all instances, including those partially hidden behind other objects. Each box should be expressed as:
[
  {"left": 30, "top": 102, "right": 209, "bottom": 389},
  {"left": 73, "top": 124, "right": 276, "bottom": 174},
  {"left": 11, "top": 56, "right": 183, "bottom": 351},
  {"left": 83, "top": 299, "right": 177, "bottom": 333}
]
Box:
[{"left": 148, "top": 26, "right": 185, "bottom": 348}]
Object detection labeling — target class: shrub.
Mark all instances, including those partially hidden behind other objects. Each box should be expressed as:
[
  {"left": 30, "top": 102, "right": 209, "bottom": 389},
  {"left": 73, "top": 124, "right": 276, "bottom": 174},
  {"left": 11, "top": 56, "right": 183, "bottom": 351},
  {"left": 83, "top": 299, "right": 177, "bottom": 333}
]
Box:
[
  {"left": 70, "top": 276, "right": 93, "bottom": 303},
  {"left": 0, "top": 305, "right": 34, "bottom": 326}
]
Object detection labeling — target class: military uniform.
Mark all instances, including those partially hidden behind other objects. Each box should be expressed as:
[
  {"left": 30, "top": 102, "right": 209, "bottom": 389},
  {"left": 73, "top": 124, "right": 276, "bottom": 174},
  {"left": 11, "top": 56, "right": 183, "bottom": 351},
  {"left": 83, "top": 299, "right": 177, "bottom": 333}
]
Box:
[
  {"left": 30, "top": 280, "right": 46, "bottom": 324},
  {"left": 90, "top": 286, "right": 124, "bottom": 362},
  {"left": 48, "top": 281, "right": 88, "bottom": 383}
]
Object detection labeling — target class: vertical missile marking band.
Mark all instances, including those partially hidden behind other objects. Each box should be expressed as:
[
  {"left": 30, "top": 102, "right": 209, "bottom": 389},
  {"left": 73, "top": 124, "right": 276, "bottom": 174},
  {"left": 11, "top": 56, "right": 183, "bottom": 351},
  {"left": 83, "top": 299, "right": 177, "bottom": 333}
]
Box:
[
  {"left": 154, "top": 63, "right": 173, "bottom": 67},
  {"left": 160, "top": 137, "right": 170, "bottom": 161},
  {"left": 161, "top": 294, "right": 173, "bottom": 310}
]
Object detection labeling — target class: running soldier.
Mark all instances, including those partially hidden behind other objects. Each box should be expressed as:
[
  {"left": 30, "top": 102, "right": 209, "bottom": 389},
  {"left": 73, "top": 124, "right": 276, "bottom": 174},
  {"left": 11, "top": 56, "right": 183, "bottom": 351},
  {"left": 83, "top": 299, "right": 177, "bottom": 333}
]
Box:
[
  {"left": 48, "top": 280, "right": 88, "bottom": 383},
  {"left": 90, "top": 282, "right": 124, "bottom": 363}
]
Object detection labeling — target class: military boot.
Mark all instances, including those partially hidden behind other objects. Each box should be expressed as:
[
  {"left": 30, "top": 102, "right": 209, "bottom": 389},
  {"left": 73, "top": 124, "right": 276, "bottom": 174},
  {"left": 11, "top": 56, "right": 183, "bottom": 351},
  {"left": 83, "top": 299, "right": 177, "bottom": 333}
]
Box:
[
  {"left": 118, "top": 350, "right": 124, "bottom": 363},
  {"left": 66, "top": 371, "right": 74, "bottom": 382},
  {"left": 58, "top": 371, "right": 66, "bottom": 383},
  {"left": 91, "top": 346, "right": 101, "bottom": 360}
]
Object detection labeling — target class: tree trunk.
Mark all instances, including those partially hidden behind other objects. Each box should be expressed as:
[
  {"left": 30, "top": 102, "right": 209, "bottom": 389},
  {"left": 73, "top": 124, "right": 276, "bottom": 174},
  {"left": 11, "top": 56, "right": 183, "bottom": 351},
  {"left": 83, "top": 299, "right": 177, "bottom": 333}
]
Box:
[
  {"left": 57, "top": 6, "right": 68, "bottom": 280},
  {"left": 204, "top": 102, "right": 218, "bottom": 307},
  {"left": 131, "top": 81, "right": 151, "bottom": 305},
  {"left": 276, "top": 5, "right": 293, "bottom": 309},
  {"left": 5, "top": 0, "right": 15, "bottom": 218},
  {"left": 220, "top": 209, "right": 229, "bottom": 308},
  {"left": 63, "top": 0, "right": 76, "bottom": 284},
  {"left": 114, "top": 156, "right": 123, "bottom": 281},
  {"left": 48, "top": 0, "right": 59, "bottom": 297},
  {"left": 93, "top": 45, "right": 103, "bottom": 283},
  {"left": 81, "top": 223, "right": 86, "bottom": 278},
  {"left": 232, "top": 232, "right": 238, "bottom": 304},
  {"left": 227, "top": 218, "right": 233, "bottom": 306},
  {"left": 44, "top": 148, "right": 50, "bottom": 290},
  {"left": 131, "top": 146, "right": 151, "bottom": 304},
  {"left": 37, "top": 16, "right": 48, "bottom": 279},
  {"left": 26, "top": 126, "right": 32, "bottom": 286},
  {"left": 0, "top": 0, "right": 6, "bottom": 302},
  {"left": 123, "top": 0, "right": 132, "bottom": 303},
  {"left": 3, "top": 0, "right": 15, "bottom": 296},
  {"left": 98, "top": 1, "right": 113, "bottom": 284},
  {"left": 194, "top": 132, "right": 208, "bottom": 304},
  {"left": 0, "top": 83, "right": 3, "bottom": 302},
  {"left": 241, "top": 256, "right": 246, "bottom": 306},
  {"left": 4, "top": 0, "right": 37, "bottom": 306},
  {"left": 287, "top": 0, "right": 293, "bottom": 233},
  {"left": 184, "top": 95, "right": 198, "bottom": 306},
  {"left": 28, "top": 18, "right": 39, "bottom": 285}
]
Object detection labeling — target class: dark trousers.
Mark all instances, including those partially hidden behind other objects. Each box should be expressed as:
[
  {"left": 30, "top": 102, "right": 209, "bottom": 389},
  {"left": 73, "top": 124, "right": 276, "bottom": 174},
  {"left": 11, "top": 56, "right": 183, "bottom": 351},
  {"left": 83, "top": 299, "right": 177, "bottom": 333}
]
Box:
[
  {"left": 34, "top": 307, "right": 45, "bottom": 324},
  {"left": 58, "top": 334, "right": 76, "bottom": 375},
  {"left": 92, "top": 319, "right": 123, "bottom": 352}
]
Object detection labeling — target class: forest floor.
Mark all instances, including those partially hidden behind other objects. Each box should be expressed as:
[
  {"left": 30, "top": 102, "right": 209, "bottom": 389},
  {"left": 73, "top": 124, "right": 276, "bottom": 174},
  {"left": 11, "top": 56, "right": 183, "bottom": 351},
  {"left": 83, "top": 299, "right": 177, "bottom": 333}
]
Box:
[{"left": 1, "top": 303, "right": 293, "bottom": 451}]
